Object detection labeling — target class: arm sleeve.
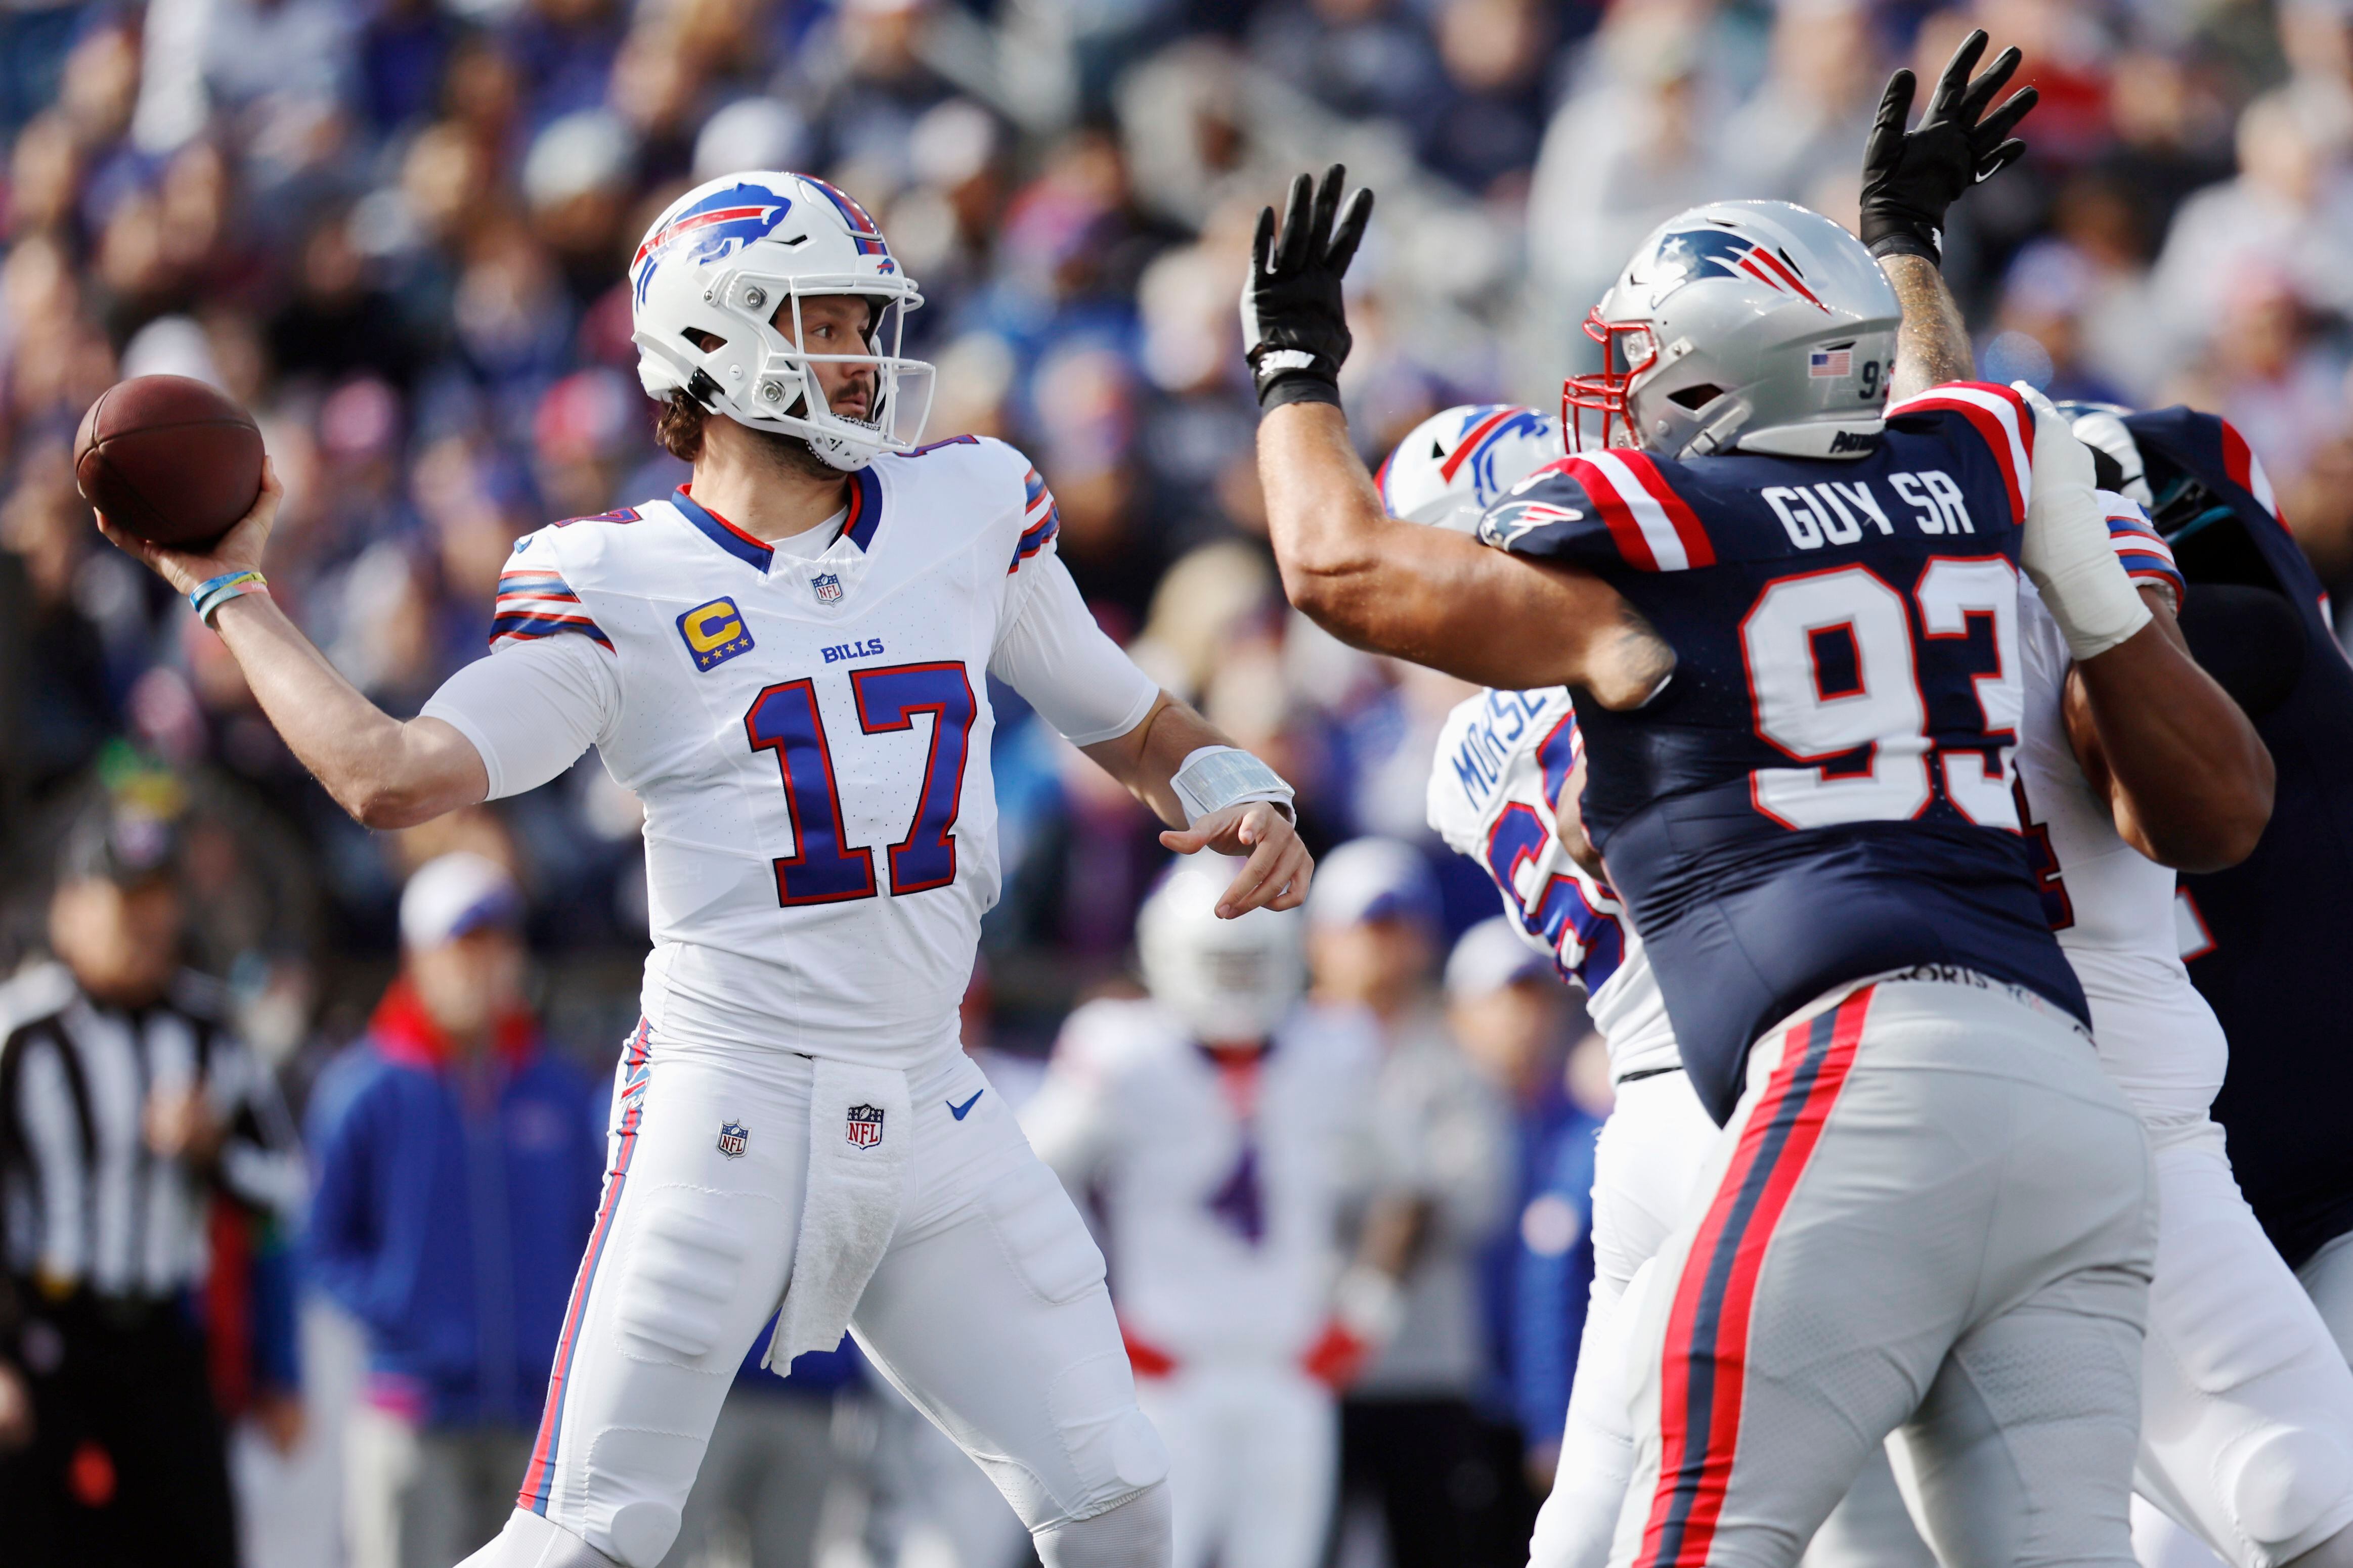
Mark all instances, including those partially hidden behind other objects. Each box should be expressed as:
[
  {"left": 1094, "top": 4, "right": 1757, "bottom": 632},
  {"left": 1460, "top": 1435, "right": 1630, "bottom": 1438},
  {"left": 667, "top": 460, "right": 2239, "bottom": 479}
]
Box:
[
  {"left": 421, "top": 634, "right": 621, "bottom": 800},
  {"left": 988, "top": 553, "right": 1160, "bottom": 747}
]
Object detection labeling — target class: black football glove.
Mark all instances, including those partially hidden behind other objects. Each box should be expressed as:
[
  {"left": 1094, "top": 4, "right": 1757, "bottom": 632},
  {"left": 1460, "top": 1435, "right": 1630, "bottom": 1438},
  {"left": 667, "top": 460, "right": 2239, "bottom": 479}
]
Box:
[
  {"left": 1859, "top": 29, "right": 2038, "bottom": 264},
  {"left": 1242, "top": 165, "right": 1374, "bottom": 413}
]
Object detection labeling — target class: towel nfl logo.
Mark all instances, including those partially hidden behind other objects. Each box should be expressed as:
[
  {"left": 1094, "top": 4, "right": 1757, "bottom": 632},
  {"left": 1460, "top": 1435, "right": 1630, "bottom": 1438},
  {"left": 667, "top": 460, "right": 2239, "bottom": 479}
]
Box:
[
  {"left": 1809, "top": 347, "right": 1853, "bottom": 379},
  {"left": 811, "top": 572, "right": 843, "bottom": 604},
  {"left": 845, "top": 1104, "right": 885, "bottom": 1148},
  {"left": 717, "top": 1121, "right": 749, "bottom": 1158}
]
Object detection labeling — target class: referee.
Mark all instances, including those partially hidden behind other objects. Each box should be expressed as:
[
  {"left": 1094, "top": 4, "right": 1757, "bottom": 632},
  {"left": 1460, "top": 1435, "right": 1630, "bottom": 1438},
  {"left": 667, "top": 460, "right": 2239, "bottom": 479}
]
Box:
[{"left": 0, "top": 797, "right": 304, "bottom": 1567}]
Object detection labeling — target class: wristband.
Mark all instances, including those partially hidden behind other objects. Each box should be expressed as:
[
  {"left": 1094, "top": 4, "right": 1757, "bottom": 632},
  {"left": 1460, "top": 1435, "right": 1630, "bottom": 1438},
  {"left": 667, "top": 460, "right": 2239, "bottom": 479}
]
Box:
[
  {"left": 188, "top": 569, "right": 267, "bottom": 626},
  {"left": 1169, "top": 745, "right": 1296, "bottom": 826}
]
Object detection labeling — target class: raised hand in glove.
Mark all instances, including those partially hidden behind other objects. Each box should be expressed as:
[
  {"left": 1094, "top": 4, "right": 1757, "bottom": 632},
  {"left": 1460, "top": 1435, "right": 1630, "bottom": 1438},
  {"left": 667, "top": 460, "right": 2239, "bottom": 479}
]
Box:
[
  {"left": 1241, "top": 164, "right": 1374, "bottom": 413},
  {"left": 1860, "top": 29, "right": 2038, "bottom": 264}
]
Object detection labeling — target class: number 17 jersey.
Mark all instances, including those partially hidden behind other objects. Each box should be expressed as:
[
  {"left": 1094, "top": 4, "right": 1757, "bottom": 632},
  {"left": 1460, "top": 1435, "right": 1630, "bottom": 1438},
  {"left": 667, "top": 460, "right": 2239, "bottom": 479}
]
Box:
[
  {"left": 422, "top": 436, "right": 1158, "bottom": 1070},
  {"left": 1478, "top": 381, "right": 2087, "bottom": 1123}
]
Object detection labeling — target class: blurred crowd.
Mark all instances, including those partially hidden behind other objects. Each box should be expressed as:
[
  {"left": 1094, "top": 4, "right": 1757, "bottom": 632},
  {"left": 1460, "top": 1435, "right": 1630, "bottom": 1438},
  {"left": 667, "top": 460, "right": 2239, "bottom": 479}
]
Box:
[{"left": 11, "top": 0, "right": 2353, "bottom": 1561}]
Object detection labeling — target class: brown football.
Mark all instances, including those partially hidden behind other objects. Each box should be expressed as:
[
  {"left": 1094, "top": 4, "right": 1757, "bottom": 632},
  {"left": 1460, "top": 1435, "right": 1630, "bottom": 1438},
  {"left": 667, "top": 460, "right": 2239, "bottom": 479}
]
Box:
[{"left": 74, "top": 375, "right": 265, "bottom": 552}]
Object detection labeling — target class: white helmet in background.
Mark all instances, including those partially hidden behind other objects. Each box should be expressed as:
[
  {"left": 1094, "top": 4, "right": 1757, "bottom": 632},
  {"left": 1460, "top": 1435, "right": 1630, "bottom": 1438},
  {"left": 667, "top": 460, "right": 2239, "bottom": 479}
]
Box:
[
  {"left": 1378, "top": 404, "right": 1562, "bottom": 532},
  {"left": 1137, "top": 857, "right": 1306, "bottom": 1044},
  {"left": 1568, "top": 200, "right": 1898, "bottom": 461},
  {"left": 629, "top": 172, "right": 934, "bottom": 471}
]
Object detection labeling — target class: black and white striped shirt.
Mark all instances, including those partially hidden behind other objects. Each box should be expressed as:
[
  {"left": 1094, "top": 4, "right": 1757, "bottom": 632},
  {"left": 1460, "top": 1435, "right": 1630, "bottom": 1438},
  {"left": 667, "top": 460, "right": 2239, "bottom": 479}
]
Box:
[{"left": 0, "top": 962, "right": 303, "bottom": 1302}]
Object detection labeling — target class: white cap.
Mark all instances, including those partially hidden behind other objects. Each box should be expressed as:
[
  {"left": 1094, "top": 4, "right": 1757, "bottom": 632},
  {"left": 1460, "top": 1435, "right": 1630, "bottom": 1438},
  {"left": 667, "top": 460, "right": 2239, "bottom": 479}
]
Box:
[
  {"left": 1445, "top": 915, "right": 1553, "bottom": 1001},
  {"left": 1306, "top": 837, "right": 1442, "bottom": 932},
  {"left": 400, "top": 853, "right": 522, "bottom": 951}
]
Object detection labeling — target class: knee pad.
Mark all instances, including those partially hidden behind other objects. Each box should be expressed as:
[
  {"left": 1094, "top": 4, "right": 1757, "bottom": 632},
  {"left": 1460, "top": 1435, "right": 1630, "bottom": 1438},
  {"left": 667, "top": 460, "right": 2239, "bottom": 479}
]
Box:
[
  {"left": 2227, "top": 1428, "right": 2353, "bottom": 1558},
  {"left": 1034, "top": 1480, "right": 1172, "bottom": 1568},
  {"left": 458, "top": 1510, "right": 625, "bottom": 1568}
]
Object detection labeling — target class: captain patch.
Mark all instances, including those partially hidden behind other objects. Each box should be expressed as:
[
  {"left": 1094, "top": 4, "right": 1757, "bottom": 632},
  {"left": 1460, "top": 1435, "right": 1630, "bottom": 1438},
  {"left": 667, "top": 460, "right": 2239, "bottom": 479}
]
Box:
[{"left": 678, "top": 597, "right": 754, "bottom": 672}]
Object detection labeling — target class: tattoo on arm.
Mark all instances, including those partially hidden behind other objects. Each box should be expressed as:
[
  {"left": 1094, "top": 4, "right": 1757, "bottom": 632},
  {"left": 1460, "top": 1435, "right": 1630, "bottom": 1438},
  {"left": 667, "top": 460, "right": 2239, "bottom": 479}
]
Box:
[{"left": 1883, "top": 254, "right": 1975, "bottom": 398}]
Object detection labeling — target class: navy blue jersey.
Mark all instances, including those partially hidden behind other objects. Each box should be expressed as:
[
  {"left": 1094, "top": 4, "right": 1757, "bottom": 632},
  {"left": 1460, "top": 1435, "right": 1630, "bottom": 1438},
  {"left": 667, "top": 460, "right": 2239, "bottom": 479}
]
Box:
[
  {"left": 2131, "top": 408, "right": 2353, "bottom": 1268},
  {"left": 1481, "top": 382, "right": 2087, "bottom": 1123}
]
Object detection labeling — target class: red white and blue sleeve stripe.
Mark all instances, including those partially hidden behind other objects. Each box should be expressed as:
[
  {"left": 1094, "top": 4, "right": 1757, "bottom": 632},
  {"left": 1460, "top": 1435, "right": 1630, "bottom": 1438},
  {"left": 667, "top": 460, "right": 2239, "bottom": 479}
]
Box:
[
  {"left": 2105, "top": 497, "right": 2186, "bottom": 607},
  {"left": 492, "top": 568, "right": 613, "bottom": 651},
  {"left": 1008, "top": 466, "right": 1061, "bottom": 574},
  {"left": 1883, "top": 381, "right": 2037, "bottom": 526}
]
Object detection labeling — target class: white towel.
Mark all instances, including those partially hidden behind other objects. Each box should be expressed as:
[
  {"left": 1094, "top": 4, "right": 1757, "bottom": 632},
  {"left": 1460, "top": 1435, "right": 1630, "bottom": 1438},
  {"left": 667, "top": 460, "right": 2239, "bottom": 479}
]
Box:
[{"left": 766, "top": 1058, "right": 913, "bottom": 1368}]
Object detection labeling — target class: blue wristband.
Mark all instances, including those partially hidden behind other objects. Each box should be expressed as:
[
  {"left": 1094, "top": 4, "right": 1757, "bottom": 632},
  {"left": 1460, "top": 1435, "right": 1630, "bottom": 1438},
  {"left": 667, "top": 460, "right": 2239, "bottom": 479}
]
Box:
[{"left": 189, "top": 569, "right": 266, "bottom": 625}]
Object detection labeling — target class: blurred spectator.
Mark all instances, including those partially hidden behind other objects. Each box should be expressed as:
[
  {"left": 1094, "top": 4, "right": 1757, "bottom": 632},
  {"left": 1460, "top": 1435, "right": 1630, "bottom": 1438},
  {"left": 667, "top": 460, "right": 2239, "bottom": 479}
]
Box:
[
  {"left": 0, "top": 792, "right": 304, "bottom": 1568},
  {"left": 1443, "top": 918, "right": 1603, "bottom": 1508},
  {"left": 1307, "top": 839, "right": 1511, "bottom": 1568},
  {"left": 303, "top": 852, "right": 603, "bottom": 1568}
]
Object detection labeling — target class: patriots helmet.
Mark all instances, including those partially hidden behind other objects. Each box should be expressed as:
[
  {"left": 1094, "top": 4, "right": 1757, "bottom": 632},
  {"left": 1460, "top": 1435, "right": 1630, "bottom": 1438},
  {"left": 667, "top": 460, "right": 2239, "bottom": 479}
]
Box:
[
  {"left": 629, "top": 171, "right": 933, "bottom": 471},
  {"left": 1377, "top": 404, "right": 1561, "bottom": 533},
  {"left": 1567, "top": 201, "right": 1899, "bottom": 462},
  {"left": 1137, "top": 856, "right": 1305, "bottom": 1045}
]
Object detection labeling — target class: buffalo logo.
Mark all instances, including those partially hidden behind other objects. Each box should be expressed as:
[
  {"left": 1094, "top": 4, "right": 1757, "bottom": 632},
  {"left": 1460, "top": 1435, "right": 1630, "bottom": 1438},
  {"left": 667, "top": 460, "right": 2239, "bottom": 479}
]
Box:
[
  {"left": 811, "top": 572, "right": 844, "bottom": 605},
  {"left": 677, "top": 597, "right": 754, "bottom": 672},
  {"left": 845, "top": 1104, "right": 885, "bottom": 1149},
  {"left": 632, "top": 185, "right": 795, "bottom": 306},
  {"left": 1644, "top": 228, "right": 1827, "bottom": 311},
  {"left": 717, "top": 1121, "right": 749, "bottom": 1158}
]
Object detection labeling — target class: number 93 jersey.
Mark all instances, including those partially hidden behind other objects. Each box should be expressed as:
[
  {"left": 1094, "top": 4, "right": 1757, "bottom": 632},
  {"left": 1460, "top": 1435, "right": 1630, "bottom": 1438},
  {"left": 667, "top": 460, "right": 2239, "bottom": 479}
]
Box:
[
  {"left": 1478, "top": 381, "right": 2086, "bottom": 1123},
  {"left": 422, "top": 436, "right": 1158, "bottom": 1070}
]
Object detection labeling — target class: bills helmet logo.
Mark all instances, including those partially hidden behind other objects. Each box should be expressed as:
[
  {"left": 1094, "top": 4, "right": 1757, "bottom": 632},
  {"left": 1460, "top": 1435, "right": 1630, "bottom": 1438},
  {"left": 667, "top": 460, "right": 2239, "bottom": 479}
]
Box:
[
  {"left": 632, "top": 184, "right": 795, "bottom": 306},
  {"left": 845, "top": 1104, "right": 885, "bottom": 1149},
  {"left": 1644, "top": 228, "right": 1827, "bottom": 311},
  {"left": 811, "top": 572, "right": 843, "bottom": 605},
  {"left": 717, "top": 1121, "right": 749, "bottom": 1158}
]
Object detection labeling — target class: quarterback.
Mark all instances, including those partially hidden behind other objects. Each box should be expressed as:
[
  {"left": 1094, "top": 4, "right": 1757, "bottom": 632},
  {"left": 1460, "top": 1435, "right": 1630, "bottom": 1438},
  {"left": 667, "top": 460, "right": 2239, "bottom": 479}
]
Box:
[{"left": 97, "top": 171, "right": 1309, "bottom": 1568}]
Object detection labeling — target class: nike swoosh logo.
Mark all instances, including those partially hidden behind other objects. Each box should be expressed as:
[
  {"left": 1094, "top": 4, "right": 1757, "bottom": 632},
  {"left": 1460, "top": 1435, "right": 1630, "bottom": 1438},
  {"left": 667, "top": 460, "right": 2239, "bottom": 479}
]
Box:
[{"left": 947, "top": 1090, "right": 984, "bottom": 1121}]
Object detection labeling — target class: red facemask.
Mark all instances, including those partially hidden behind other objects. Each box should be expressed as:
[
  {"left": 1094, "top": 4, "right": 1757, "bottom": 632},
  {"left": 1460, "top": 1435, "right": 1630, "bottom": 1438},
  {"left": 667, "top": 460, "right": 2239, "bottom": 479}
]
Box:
[{"left": 1561, "top": 306, "right": 1659, "bottom": 454}]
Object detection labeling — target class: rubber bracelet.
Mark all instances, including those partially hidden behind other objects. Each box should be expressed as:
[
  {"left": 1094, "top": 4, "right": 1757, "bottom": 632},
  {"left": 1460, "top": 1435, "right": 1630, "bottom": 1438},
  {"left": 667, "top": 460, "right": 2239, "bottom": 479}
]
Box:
[{"left": 189, "top": 570, "right": 266, "bottom": 626}]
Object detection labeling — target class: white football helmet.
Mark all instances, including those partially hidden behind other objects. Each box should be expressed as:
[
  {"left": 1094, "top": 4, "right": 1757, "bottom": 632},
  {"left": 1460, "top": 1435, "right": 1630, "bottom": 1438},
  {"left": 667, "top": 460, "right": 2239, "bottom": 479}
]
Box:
[
  {"left": 1379, "top": 404, "right": 1561, "bottom": 532},
  {"left": 629, "top": 172, "right": 934, "bottom": 471},
  {"left": 1567, "top": 201, "right": 1899, "bottom": 462},
  {"left": 1137, "top": 857, "right": 1306, "bottom": 1045}
]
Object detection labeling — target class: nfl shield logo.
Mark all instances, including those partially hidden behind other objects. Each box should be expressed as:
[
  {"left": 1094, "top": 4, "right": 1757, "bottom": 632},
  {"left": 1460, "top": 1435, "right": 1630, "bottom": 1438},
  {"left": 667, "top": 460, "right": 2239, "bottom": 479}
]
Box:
[
  {"left": 717, "top": 1121, "right": 749, "bottom": 1158},
  {"left": 845, "top": 1104, "right": 885, "bottom": 1149},
  {"left": 811, "top": 572, "right": 843, "bottom": 605}
]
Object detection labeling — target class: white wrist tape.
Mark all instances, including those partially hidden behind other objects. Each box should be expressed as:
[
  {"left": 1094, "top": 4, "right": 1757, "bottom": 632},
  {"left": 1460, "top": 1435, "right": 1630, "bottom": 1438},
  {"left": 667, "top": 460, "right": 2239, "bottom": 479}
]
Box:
[
  {"left": 1169, "top": 745, "right": 1296, "bottom": 826},
  {"left": 2017, "top": 382, "right": 2151, "bottom": 661},
  {"left": 1332, "top": 1265, "right": 1404, "bottom": 1343}
]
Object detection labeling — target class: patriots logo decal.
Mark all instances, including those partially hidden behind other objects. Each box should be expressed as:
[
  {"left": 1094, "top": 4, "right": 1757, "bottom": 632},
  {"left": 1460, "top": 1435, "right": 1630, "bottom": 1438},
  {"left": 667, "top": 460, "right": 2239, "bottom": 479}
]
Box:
[
  {"left": 1480, "top": 498, "right": 1586, "bottom": 550},
  {"left": 632, "top": 184, "right": 795, "bottom": 305},
  {"left": 1645, "top": 228, "right": 1827, "bottom": 311}
]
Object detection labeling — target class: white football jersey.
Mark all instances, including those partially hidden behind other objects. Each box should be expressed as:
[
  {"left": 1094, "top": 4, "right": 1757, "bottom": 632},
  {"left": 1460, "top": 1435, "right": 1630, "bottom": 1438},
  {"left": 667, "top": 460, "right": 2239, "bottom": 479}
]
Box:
[
  {"left": 2015, "top": 567, "right": 2226, "bottom": 1126},
  {"left": 1020, "top": 998, "right": 1383, "bottom": 1366},
  {"left": 1425, "top": 688, "right": 1676, "bottom": 1079},
  {"left": 422, "top": 437, "right": 1157, "bottom": 1070}
]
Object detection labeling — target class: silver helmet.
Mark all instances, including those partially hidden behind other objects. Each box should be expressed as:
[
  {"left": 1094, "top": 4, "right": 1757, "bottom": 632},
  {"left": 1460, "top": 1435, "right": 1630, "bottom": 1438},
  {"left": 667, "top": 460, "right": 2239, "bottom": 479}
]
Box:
[
  {"left": 1136, "top": 857, "right": 1305, "bottom": 1045},
  {"left": 1566, "top": 201, "right": 1899, "bottom": 462}
]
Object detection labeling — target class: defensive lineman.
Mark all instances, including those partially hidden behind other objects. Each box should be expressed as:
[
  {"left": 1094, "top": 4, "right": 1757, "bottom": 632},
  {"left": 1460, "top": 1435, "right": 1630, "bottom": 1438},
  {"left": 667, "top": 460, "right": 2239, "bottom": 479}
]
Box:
[
  {"left": 1240, "top": 42, "right": 2221, "bottom": 1561},
  {"left": 95, "top": 171, "right": 1311, "bottom": 1568},
  {"left": 1023, "top": 858, "right": 1384, "bottom": 1568}
]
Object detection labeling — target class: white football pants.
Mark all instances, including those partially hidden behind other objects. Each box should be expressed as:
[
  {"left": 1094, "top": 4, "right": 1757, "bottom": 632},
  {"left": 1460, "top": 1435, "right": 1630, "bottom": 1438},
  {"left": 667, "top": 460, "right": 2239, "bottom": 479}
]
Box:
[
  {"left": 2127, "top": 1115, "right": 2353, "bottom": 1568},
  {"left": 1609, "top": 972, "right": 2155, "bottom": 1568},
  {"left": 1530, "top": 1071, "right": 1936, "bottom": 1568},
  {"left": 466, "top": 1025, "right": 1168, "bottom": 1568},
  {"left": 1136, "top": 1363, "right": 1334, "bottom": 1568}
]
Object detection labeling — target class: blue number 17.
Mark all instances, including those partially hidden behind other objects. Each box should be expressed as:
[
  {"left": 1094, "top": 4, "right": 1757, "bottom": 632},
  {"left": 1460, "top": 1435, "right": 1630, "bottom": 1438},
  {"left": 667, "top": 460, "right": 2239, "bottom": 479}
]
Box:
[{"left": 743, "top": 661, "right": 977, "bottom": 906}]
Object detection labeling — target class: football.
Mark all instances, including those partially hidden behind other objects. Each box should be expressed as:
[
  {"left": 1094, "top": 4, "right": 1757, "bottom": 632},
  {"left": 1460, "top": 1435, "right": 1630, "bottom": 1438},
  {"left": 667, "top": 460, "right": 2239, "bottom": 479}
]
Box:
[{"left": 73, "top": 375, "right": 265, "bottom": 552}]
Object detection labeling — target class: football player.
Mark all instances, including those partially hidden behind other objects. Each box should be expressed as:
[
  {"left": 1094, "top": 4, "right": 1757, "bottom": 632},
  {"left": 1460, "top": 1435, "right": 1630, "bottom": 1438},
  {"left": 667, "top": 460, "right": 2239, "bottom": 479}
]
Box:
[
  {"left": 1400, "top": 406, "right": 1929, "bottom": 1568},
  {"left": 1238, "top": 31, "right": 2267, "bottom": 1567},
  {"left": 1022, "top": 857, "right": 1386, "bottom": 1568},
  {"left": 95, "top": 172, "right": 1311, "bottom": 1568}
]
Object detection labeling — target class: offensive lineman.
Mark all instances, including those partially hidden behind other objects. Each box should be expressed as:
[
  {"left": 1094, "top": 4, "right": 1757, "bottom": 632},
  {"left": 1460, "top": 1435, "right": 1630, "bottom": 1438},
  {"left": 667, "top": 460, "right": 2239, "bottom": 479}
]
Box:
[
  {"left": 1022, "top": 858, "right": 1385, "bottom": 1568},
  {"left": 93, "top": 172, "right": 1311, "bottom": 1568},
  {"left": 1237, "top": 34, "right": 2258, "bottom": 1564}
]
